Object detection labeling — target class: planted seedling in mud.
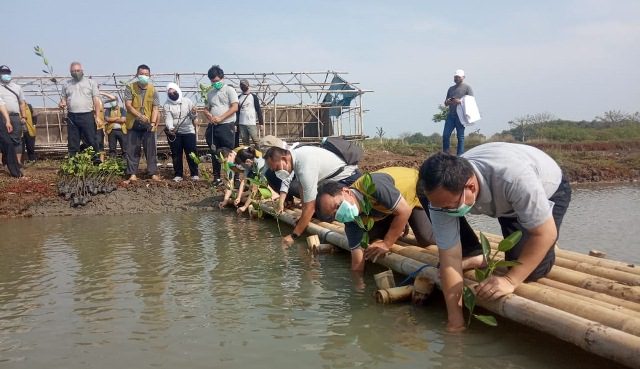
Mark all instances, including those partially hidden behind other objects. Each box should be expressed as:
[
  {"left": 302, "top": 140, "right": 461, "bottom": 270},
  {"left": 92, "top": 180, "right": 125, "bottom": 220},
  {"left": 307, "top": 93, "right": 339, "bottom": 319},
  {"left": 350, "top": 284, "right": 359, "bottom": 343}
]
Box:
[
  {"left": 57, "top": 148, "right": 125, "bottom": 207},
  {"left": 246, "top": 174, "right": 282, "bottom": 236},
  {"left": 353, "top": 172, "right": 376, "bottom": 248},
  {"left": 463, "top": 230, "right": 522, "bottom": 327},
  {"left": 188, "top": 152, "right": 212, "bottom": 183}
]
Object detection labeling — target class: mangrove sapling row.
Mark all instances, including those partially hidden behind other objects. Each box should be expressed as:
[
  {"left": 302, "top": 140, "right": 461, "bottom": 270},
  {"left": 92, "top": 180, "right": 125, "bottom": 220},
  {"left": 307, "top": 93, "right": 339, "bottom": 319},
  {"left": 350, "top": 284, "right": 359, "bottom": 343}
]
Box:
[{"left": 57, "top": 148, "right": 125, "bottom": 207}]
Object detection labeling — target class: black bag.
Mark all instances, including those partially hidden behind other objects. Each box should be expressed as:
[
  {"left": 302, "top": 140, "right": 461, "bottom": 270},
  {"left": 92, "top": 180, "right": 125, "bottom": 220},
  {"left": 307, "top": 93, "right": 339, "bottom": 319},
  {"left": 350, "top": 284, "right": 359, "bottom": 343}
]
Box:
[
  {"left": 321, "top": 137, "right": 362, "bottom": 165},
  {"left": 131, "top": 119, "right": 150, "bottom": 132}
]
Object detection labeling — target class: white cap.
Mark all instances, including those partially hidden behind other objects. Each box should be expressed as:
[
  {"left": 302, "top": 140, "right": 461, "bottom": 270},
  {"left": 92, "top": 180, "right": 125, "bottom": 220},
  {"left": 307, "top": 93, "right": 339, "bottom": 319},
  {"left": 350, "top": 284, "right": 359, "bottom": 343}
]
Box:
[{"left": 455, "top": 69, "right": 465, "bottom": 77}]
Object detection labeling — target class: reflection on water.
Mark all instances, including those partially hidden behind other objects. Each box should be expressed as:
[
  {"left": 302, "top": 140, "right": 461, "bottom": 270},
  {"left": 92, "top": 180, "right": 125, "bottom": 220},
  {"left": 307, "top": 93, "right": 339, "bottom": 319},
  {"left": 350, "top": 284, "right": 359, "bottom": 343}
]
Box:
[
  {"left": 467, "top": 183, "right": 640, "bottom": 264},
  {"left": 0, "top": 207, "right": 628, "bottom": 368}
]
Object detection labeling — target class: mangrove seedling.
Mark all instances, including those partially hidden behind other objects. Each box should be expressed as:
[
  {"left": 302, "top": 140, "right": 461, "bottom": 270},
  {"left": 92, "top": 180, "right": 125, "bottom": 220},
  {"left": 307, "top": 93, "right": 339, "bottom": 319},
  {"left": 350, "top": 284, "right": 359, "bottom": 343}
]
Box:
[
  {"left": 189, "top": 152, "right": 212, "bottom": 182},
  {"left": 353, "top": 172, "right": 376, "bottom": 248},
  {"left": 463, "top": 230, "right": 522, "bottom": 327}
]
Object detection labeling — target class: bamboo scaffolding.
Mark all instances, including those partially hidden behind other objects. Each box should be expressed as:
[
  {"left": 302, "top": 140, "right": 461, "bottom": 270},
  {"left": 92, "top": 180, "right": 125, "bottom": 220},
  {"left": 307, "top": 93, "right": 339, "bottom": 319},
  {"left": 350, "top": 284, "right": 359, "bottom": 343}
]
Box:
[{"left": 262, "top": 205, "right": 640, "bottom": 367}]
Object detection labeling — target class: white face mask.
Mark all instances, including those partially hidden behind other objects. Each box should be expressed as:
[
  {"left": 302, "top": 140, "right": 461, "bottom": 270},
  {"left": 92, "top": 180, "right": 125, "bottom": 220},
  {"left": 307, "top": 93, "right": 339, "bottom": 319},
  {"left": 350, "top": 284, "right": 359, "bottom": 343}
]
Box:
[{"left": 275, "top": 170, "right": 290, "bottom": 181}]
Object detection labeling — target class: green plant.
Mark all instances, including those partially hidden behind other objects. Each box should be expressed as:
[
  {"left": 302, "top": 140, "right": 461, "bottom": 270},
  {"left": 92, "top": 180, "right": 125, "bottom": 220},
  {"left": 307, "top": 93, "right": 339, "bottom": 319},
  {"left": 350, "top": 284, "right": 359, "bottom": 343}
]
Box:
[
  {"left": 432, "top": 104, "right": 449, "bottom": 123},
  {"left": 353, "top": 173, "right": 376, "bottom": 248},
  {"left": 198, "top": 83, "right": 212, "bottom": 105},
  {"left": 33, "top": 45, "right": 63, "bottom": 103},
  {"left": 462, "top": 230, "right": 522, "bottom": 327},
  {"left": 189, "top": 152, "right": 212, "bottom": 182},
  {"left": 57, "top": 148, "right": 125, "bottom": 207},
  {"left": 246, "top": 173, "right": 282, "bottom": 236}
]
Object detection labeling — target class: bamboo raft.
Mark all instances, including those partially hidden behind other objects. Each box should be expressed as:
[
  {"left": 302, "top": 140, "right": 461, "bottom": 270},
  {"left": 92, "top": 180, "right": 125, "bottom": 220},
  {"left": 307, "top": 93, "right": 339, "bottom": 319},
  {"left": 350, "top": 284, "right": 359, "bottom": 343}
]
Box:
[{"left": 258, "top": 204, "right": 640, "bottom": 369}]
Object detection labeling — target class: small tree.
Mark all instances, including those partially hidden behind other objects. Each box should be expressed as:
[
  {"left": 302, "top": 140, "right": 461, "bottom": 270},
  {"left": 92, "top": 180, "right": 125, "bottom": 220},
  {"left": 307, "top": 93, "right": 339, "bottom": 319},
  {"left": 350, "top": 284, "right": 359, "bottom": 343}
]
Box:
[
  {"left": 375, "top": 126, "right": 386, "bottom": 143},
  {"left": 432, "top": 104, "right": 449, "bottom": 123},
  {"left": 508, "top": 112, "right": 555, "bottom": 142},
  {"left": 595, "top": 110, "right": 627, "bottom": 125}
]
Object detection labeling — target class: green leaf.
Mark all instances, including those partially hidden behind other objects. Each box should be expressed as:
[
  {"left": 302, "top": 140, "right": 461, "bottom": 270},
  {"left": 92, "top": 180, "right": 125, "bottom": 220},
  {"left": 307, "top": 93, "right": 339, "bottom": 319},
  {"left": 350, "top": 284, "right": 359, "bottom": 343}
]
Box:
[
  {"left": 495, "top": 260, "right": 521, "bottom": 268},
  {"left": 354, "top": 216, "right": 365, "bottom": 229},
  {"left": 499, "top": 230, "right": 522, "bottom": 252},
  {"left": 362, "top": 173, "right": 372, "bottom": 192},
  {"left": 360, "top": 232, "right": 369, "bottom": 248},
  {"left": 474, "top": 314, "right": 498, "bottom": 326},
  {"left": 474, "top": 268, "right": 487, "bottom": 282},
  {"left": 479, "top": 232, "right": 491, "bottom": 261},
  {"left": 43, "top": 57, "right": 49, "bottom": 66},
  {"left": 462, "top": 285, "right": 476, "bottom": 312},
  {"left": 42, "top": 69, "right": 49, "bottom": 74},
  {"left": 366, "top": 217, "right": 374, "bottom": 230},
  {"left": 258, "top": 187, "right": 272, "bottom": 199}
]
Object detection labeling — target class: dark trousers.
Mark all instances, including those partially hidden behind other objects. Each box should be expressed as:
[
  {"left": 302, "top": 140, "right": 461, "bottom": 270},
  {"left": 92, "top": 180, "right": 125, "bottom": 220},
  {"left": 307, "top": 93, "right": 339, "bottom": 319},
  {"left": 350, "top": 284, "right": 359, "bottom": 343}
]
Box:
[
  {"left": 126, "top": 129, "right": 157, "bottom": 176},
  {"left": 168, "top": 133, "right": 198, "bottom": 177},
  {"left": 205, "top": 123, "right": 236, "bottom": 179},
  {"left": 369, "top": 207, "right": 435, "bottom": 246},
  {"left": 419, "top": 195, "right": 481, "bottom": 256},
  {"left": 443, "top": 113, "right": 465, "bottom": 156},
  {"left": 0, "top": 116, "right": 21, "bottom": 177},
  {"left": 22, "top": 131, "right": 36, "bottom": 161},
  {"left": 67, "top": 112, "right": 98, "bottom": 156},
  {"left": 498, "top": 176, "right": 572, "bottom": 281},
  {"left": 108, "top": 129, "right": 126, "bottom": 157}
]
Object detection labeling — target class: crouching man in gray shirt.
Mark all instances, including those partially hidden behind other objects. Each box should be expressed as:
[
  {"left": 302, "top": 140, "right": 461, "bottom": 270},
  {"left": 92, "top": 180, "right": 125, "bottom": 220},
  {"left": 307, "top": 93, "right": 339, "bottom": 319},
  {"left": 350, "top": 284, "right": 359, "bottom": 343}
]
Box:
[
  {"left": 263, "top": 135, "right": 361, "bottom": 246},
  {"left": 417, "top": 142, "right": 571, "bottom": 332}
]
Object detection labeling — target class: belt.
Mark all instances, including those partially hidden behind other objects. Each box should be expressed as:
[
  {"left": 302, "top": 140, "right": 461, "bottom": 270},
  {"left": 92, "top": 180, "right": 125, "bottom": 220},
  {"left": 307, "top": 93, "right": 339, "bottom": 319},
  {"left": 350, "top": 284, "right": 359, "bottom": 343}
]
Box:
[{"left": 9, "top": 113, "right": 19, "bottom": 116}]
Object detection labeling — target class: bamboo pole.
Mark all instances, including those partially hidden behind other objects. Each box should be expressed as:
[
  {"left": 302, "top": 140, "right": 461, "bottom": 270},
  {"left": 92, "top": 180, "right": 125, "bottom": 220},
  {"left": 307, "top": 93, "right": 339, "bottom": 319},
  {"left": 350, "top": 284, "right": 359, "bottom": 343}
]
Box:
[{"left": 263, "top": 205, "right": 640, "bottom": 367}]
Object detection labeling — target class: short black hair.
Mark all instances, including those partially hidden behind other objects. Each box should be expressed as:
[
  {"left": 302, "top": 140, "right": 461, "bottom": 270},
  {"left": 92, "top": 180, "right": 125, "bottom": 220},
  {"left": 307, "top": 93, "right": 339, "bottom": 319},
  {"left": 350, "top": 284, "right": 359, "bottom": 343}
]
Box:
[
  {"left": 315, "top": 181, "right": 348, "bottom": 219},
  {"left": 207, "top": 65, "right": 224, "bottom": 80},
  {"left": 236, "top": 147, "right": 257, "bottom": 164},
  {"left": 417, "top": 151, "right": 474, "bottom": 195},
  {"left": 137, "top": 64, "right": 150, "bottom": 74},
  {"left": 216, "top": 147, "right": 233, "bottom": 160}
]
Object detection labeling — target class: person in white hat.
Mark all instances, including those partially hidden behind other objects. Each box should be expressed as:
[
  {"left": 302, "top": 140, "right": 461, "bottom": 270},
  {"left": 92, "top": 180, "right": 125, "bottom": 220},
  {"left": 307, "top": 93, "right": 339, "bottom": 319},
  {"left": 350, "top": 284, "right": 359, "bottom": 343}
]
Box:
[{"left": 443, "top": 69, "right": 474, "bottom": 156}]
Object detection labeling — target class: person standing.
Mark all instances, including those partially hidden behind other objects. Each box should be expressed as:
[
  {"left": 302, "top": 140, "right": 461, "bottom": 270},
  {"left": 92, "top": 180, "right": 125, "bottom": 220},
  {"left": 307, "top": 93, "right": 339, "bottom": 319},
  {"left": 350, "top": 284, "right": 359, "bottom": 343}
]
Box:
[
  {"left": 0, "top": 97, "right": 22, "bottom": 177},
  {"left": 203, "top": 65, "right": 238, "bottom": 185},
  {"left": 102, "top": 93, "right": 127, "bottom": 158},
  {"left": 443, "top": 69, "right": 473, "bottom": 156},
  {"left": 59, "top": 62, "right": 101, "bottom": 159},
  {"left": 237, "top": 79, "right": 264, "bottom": 146},
  {"left": 124, "top": 64, "right": 160, "bottom": 182},
  {"left": 417, "top": 143, "right": 571, "bottom": 332},
  {"left": 163, "top": 82, "right": 199, "bottom": 181},
  {"left": 0, "top": 65, "right": 27, "bottom": 165}
]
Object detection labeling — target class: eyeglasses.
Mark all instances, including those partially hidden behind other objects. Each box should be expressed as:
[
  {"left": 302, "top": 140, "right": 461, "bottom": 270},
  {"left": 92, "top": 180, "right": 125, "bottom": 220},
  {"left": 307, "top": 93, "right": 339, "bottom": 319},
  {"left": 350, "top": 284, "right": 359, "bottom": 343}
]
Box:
[{"left": 428, "top": 190, "right": 465, "bottom": 213}]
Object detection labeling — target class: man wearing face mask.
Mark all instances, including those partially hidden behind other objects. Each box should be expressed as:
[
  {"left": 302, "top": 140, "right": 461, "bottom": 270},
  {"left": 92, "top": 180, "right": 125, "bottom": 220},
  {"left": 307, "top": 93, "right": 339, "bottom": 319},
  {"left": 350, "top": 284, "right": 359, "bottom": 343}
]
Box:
[
  {"left": 316, "top": 167, "right": 480, "bottom": 271},
  {"left": 417, "top": 142, "right": 571, "bottom": 332},
  {"left": 101, "top": 93, "right": 127, "bottom": 158},
  {"left": 262, "top": 135, "right": 361, "bottom": 246},
  {"left": 203, "top": 65, "right": 238, "bottom": 185},
  {"left": 236, "top": 80, "right": 264, "bottom": 146},
  {"left": 59, "top": 62, "right": 101, "bottom": 159},
  {"left": 0, "top": 65, "right": 28, "bottom": 165},
  {"left": 124, "top": 64, "right": 160, "bottom": 182},
  {"left": 0, "top": 96, "right": 22, "bottom": 177}
]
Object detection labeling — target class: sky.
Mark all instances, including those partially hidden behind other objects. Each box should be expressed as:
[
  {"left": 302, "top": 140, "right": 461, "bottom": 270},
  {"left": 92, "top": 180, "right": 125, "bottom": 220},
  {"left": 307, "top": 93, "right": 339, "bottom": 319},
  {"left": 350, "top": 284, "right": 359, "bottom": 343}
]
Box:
[{"left": 2, "top": 0, "right": 639, "bottom": 137}]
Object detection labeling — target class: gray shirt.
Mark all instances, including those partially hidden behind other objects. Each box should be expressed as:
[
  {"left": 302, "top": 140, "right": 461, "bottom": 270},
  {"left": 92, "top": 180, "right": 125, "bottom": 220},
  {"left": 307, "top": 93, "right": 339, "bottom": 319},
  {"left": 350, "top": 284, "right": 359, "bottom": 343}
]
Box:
[
  {"left": 430, "top": 142, "right": 562, "bottom": 250},
  {"left": 206, "top": 84, "right": 238, "bottom": 124},
  {"left": 0, "top": 82, "right": 25, "bottom": 113},
  {"left": 446, "top": 83, "right": 473, "bottom": 116},
  {"left": 62, "top": 78, "right": 99, "bottom": 113},
  {"left": 290, "top": 146, "right": 359, "bottom": 203}
]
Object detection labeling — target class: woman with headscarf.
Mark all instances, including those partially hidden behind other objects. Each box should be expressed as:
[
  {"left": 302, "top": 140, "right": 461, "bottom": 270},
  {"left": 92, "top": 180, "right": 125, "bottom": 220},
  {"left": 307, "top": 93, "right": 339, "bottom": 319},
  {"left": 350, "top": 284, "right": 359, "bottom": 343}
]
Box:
[{"left": 163, "top": 82, "right": 198, "bottom": 181}]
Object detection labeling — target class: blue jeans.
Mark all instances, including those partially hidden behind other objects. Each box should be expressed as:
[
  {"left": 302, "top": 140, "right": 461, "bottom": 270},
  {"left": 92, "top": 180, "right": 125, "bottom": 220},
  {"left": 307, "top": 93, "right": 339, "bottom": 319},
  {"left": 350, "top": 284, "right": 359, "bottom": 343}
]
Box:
[{"left": 442, "top": 113, "right": 465, "bottom": 156}]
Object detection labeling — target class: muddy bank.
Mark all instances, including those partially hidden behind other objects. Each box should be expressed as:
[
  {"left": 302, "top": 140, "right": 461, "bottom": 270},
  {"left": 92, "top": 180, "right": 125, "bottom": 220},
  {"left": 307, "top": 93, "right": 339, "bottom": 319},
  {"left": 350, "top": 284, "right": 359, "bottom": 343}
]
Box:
[{"left": 1, "top": 143, "right": 638, "bottom": 219}]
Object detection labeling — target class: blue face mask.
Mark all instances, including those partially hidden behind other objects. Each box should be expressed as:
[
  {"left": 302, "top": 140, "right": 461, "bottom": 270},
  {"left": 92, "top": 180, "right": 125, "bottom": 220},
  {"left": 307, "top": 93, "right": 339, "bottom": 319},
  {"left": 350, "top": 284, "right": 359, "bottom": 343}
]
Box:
[
  {"left": 212, "top": 81, "right": 224, "bottom": 90},
  {"left": 137, "top": 75, "right": 150, "bottom": 85},
  {"left": 1, "top": 74, "right": 11, "bottom": 83},
  {"left": 335, "top": 199, "right": 360, "bottom": 223},
  {"left": 429, "top": 189, "right": 475, "bottom": 217}
]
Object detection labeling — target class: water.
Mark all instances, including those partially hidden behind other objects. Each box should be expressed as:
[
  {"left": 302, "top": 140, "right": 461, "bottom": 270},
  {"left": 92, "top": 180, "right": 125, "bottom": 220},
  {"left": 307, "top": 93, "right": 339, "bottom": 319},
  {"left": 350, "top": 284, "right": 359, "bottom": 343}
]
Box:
[{"left": 0, "top": 185, "right": 636, "bottom": 369}]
